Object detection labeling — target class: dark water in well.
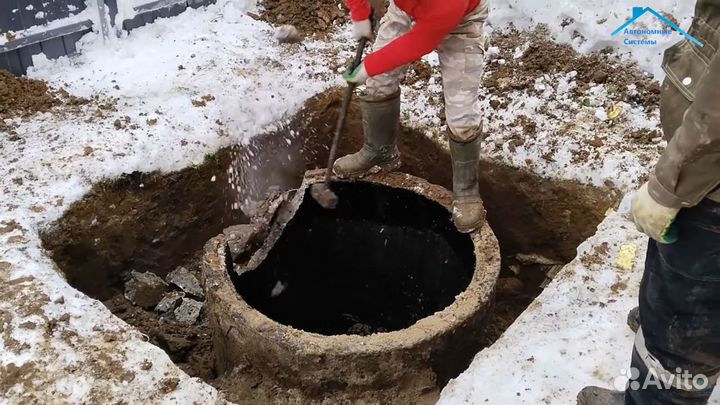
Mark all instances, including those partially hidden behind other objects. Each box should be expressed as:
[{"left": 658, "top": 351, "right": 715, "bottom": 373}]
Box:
[{"left": 232, "top": 182, "right": 476, "bottom": 336}]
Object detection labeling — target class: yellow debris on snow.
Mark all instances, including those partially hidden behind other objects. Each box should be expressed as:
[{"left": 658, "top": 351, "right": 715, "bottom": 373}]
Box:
[{"left": 616, "top": 244, "right": 638, "bottom": 272}]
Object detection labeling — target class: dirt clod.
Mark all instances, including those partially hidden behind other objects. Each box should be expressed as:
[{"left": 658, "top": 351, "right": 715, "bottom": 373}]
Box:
[
  {"left": 496, "top": 277, "right": 525, "bottom": 298},
  {"left": 159, "top": 377, "right": 180, "bottom": 393}
]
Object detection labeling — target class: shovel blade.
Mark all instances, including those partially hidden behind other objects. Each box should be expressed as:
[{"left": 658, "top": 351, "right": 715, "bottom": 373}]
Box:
[{"left": 310, "top": 183, "right": 338, "bottom": 210}]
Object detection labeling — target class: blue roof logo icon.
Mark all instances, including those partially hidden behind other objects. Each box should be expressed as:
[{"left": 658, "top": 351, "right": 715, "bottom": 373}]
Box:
[{"left": 612, "top": 7, "right": 703, "bottom": 47}]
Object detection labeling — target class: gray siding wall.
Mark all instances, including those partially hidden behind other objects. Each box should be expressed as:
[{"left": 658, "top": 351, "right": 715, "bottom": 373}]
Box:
[{"left": 1, "top": 0, "right": 215, "bottom": 75}]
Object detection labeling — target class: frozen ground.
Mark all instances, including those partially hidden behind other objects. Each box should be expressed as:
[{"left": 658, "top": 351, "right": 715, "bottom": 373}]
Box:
[{"left": 0, "top": 0, "right": 714, "bottom": 404}]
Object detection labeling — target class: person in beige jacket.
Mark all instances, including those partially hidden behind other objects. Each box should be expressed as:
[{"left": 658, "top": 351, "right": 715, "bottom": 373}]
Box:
[{"left": 579, "top": 1, "right": 720, "bottom": 404}]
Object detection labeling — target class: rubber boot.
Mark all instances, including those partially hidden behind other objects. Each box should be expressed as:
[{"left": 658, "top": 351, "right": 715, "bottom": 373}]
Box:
[
  {"left": 577, "top": 387, "right": 626, "bottom": 405},
  {"left": 333, "top": 92, "right": 401, "bottom": 179},
  {"left": 449, "top": 129, "right": 485, "bottom": 233}
]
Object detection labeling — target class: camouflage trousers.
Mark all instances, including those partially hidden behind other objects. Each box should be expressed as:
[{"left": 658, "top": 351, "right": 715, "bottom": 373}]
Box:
[{"left": 364, "top": 0, "right": 489, "bottom": 141}]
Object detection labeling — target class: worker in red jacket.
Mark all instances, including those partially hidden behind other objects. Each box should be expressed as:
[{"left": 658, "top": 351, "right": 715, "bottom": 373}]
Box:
[{"left": 334, "top": 0, "right": 489, "bottom": 233}]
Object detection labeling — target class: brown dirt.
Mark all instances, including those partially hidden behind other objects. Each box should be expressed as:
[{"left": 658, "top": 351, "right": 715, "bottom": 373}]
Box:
[
  {"left": 0, "top": 70, "right": 88, "bottom": 119},
  {"left": 404, "top": 60, "right": 434, "bottom": 87},
  {"left": 0, "top": 70, "right": 58, "bottom": 118},
  {"left": 259, "top": 0, "right": 386, "bottom": 37},
  {"left": 259, "top": 0, "right": 347, "bottom": 36},
  {"left": 1, "top": 69, "right": 90, "bottom": 140},
  {"left": 43, "top": 88, "right": 621, "bottom": 404},
  {"left": 485, "top": 27, "right": 661, "bottom": 111},
  {"left": 41, "top": 151, "right": 245, "bottom": 300}
]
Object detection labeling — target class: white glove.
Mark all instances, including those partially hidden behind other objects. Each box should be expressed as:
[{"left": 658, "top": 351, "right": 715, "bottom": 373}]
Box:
[
  {"left": 351, "top": 19, "right": 373, "bottom": 41},
  {"left": 631, "top": 182, "right": 680, "bottom": 244}
]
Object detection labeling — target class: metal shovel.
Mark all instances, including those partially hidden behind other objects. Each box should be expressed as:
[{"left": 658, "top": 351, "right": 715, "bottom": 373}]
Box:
[{"left": 310, "top": 37, "right": 370, "bottom": 209}]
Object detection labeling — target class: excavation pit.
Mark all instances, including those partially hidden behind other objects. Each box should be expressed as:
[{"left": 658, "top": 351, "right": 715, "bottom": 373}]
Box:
[
  {"left": 203, "top": 170, "right": 501, "bottom": 403},
  {"left": 41, "top": 89, "right": 622, "bottom": 404}
]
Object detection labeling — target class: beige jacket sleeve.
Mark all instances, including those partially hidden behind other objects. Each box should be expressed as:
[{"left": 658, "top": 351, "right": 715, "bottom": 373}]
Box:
[{"left": 649, "top": 50, "right": 720, "bottom": 208}]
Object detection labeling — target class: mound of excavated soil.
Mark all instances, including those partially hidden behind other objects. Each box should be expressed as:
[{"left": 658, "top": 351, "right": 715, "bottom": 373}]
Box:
[
  {"left": 0, "top": 70, "right": 58, "bottom": 118},
  {"left": 485, "top": 27, "right": 661, "bottom": 111},
  {"left": 259, "top": 0, "right": 347, "bottom": 35},
  {"left": 259, "top": 0, "right": 386, "bottom": 36}
]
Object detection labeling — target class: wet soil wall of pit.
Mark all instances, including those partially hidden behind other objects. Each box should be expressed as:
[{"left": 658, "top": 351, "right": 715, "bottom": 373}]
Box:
[
  {"left": 235, "top": 182, "right": 475, "bottom": 335},
  {"left": 41, "top": 152, "right": 245, "bottom": 300}
]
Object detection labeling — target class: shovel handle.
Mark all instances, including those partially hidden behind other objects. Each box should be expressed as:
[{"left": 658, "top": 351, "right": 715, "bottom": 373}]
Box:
[{"left": 325, "top": 37, "right": 370, "bottom": 184}]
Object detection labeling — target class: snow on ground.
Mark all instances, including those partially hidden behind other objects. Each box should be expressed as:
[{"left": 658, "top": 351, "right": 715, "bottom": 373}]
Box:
[
  {"left": 401, "top": 32, "right": 663, "bottom": 191},
  {"left": 439, "top": 205, "right": 720, "bottom": 404},
  {"left": 0, "top": 0, "right": 712, "bottom": 403},
  {"left": 1, "top": 1, "right": 348, "bottom": 403}
]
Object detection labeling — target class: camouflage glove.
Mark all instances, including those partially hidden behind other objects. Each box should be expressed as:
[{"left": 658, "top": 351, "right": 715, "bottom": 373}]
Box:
[
  {"left": 351, "top": 19, "right": 373, "bottom": 41},
  {"left": 343, "top": 62, "right": 369, "bottom": 84},
  {"left": 631, "top": 182, "right": 680, "bottom": 244}
]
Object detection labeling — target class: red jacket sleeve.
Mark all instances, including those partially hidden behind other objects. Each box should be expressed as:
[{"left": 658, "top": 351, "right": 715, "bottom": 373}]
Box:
[
  {"left": 343, "top": 0, "right": 372, "bottom": 21},
  {"left": 364, "top": 1, "right": 467, "bottom": 77}
]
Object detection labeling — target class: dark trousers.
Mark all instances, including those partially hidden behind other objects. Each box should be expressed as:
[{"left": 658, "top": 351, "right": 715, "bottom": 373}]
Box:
[{"left": 627, "top": 199, "right": 720, "bottom": 405}]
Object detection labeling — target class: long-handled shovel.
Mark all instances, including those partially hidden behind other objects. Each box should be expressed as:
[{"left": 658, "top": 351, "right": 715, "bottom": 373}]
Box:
[{"left": 310, "top": 37, "right": 370, "bottom": 209}]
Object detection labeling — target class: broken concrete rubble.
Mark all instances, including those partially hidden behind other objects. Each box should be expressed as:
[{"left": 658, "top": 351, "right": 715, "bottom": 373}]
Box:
[
  {"left": 174, "top": 298, "right": 203, "bottom": 325},
  {"left": 224, "top": 223, "right": 264, "bottom": 262},
  {"left": 155, "top": 291, "right": 185, "bottom": 313},
  {"left": 166, "top": 266, "right": 204, "bottom": 298},
  {"left": 124, "top": 270, "right": 168, "bottom": 308}
]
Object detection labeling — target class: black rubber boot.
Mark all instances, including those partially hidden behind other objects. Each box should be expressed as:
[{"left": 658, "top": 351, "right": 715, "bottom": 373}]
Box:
[
  {"left": 449, "top": 130, "right": 485, "bottom": 233},
  {"left": 333, "top": 92, "right": 401, "bottom": 179}
]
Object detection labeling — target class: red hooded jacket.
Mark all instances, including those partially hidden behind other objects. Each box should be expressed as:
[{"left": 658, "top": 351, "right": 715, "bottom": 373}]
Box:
[{"left": 344, "top": 0, "right": 481, "bottom": 77}]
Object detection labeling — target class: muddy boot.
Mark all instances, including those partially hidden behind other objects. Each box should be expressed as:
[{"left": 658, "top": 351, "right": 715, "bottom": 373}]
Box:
[
  {"left": 449, "top": 130, "right": 485, "bottom": 233},
  {"left": 333, "top": 92, "right": 401, "bottom": 179},
  {"left": 577, "top": 387, "right": 625, "bottom": 405},
  {"left": 627, "top": 306, "right": 639, "bottom": 333}
]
